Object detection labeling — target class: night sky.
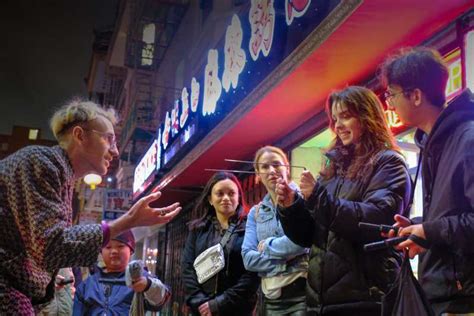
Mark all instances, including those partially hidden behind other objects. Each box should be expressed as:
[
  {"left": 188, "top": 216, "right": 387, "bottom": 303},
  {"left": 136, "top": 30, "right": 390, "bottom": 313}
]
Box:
[{"left": 1, "top": 0, "right": 103, "bottom": 140}]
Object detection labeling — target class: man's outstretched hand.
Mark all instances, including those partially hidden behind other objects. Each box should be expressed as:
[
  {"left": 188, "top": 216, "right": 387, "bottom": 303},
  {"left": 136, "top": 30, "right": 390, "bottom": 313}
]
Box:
[{"left": 110, "top": 191, "right": 181, "bottom": 238}]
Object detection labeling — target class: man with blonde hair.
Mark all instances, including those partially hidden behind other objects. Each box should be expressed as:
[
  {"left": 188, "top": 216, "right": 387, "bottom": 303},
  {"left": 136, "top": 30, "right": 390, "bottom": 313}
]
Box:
[{"left": 0, "top": 99, "right": 181, "bottom": 314}]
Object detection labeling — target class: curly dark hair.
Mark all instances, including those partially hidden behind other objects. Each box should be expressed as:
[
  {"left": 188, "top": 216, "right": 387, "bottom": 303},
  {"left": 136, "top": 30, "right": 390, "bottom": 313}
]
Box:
[{"left": 322, "top": 86, "right": 399, "bottom": 180}]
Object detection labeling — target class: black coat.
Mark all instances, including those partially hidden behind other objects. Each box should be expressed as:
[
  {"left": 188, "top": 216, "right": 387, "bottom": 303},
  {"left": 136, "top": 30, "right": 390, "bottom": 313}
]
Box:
[
  {"left": 414, "top": 89, "right": 474, "bottom": 314},
  {"left": 279, "top": 149, "right": 411, "bottom": 314},
  {"left": 181, "top": 216, "right": 259, "bottom": 316}
]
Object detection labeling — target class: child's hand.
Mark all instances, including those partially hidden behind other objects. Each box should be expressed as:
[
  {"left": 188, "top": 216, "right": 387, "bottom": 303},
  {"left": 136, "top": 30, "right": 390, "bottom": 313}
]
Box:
[{"left": 129, "top": 276, "right": 148, "bottom": 293}]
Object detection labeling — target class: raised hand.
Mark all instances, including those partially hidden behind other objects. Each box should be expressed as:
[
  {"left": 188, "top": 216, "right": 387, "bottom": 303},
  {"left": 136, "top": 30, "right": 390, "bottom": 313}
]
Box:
[
  {"left": 300, "top": 170, "right": 316, "bottom": 200},
  {"left": 396, "top": 224, "right": 428, "bottom": 258},
  {"left": 129, "top": 276, "right": 148, "bottom": 293},
  {"left": 110, "top": 191, "right": 181, "bottom": 238},
  {"left": 128, "top": 191, "right": 181, "bottom": 226},
  {"left": 275, "top": 177, "right": 296, "bottom": 208},
  {"left": 384, "top": 214, "right": 412, "bottom": 238}
]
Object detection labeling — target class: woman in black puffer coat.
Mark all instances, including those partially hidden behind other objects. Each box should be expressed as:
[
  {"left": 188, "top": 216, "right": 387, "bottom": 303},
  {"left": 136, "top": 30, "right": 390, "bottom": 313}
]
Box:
[{"left": 277, "top": 86, "right": 411, "bottom": 316}]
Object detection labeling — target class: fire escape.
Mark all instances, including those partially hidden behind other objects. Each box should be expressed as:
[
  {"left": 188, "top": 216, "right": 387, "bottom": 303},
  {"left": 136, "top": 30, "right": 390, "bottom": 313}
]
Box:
[{"left": 119, "top": 0, "right": 189, "bottom": 164}]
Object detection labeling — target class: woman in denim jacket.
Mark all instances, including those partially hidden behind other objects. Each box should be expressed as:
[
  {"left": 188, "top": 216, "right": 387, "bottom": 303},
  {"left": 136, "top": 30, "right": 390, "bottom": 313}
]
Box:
[{"left": 242, "top": 146, "right": 309, "bottom": 316}]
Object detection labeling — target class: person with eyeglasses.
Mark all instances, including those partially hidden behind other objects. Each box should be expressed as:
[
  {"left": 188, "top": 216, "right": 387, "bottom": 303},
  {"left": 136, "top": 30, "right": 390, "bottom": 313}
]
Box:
[
  {"left": 0, "top": 98, "right": 181, "bottom": 315},
  {"left": 83, "top": 129, "right": 118, "bottom": 151},
  {"left": 380, "top": 47, "right": 474, "bottom": 315},
  {"left": 241, "top": 146, "right": 309, "bottom": 316}
]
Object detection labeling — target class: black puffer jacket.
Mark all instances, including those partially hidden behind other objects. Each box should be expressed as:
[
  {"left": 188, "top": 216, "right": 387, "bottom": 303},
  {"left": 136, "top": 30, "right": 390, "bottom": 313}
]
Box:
[
  {"left": 279, "top": 149, "right": 411, "bottom": 314},
  {"left": 181, "top": 215, "right": 259, "bottom": 316},
  {"left": 415, "top": 89, "right": 474, "bottom": 314}
]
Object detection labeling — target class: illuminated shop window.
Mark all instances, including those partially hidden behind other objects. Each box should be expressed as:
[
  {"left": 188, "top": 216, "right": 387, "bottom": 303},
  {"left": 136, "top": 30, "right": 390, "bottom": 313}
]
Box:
[
  {"left": 141, "top": 23, "right": 155, "bottom": 66},
  {"left": 444, "top": 48, "right": 462, "bottom": 100},
  {"left": 396, "top": 129, "right": 424, "bottom": 277},
  {"left": 465, "top": 30, "right": 474, "bottom": 92},
  {"left": 396, "top": 130, "right": 423, "bottom": 218},
  {"left": 290, "top": 128, "right": 334, "bottom": 183}
]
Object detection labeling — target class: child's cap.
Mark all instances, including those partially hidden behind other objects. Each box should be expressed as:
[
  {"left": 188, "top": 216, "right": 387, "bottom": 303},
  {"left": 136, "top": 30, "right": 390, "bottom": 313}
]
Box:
[{"left": 112, "top": 230, "right": 135, "bottom": 253}]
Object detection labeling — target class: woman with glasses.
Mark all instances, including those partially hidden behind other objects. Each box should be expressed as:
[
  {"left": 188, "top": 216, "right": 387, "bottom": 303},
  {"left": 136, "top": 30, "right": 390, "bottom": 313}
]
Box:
[
  {"left": 241, "top": 146, "right": 308, "bottom": 316},
  {"left": 276, "top": 86, "right": 411, "bottom": 315},
  {"left": 181, "top": 172, "right": 259, "bottom": 316}
]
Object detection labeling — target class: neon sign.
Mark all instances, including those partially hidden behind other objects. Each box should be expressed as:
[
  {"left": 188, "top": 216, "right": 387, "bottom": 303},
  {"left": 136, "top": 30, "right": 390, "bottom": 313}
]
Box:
[
  {"left": 156, "top": 128, "right": 162, "bottom": 172},
  {"left": 180, "top": 87, "right": 190, "bottom": 128},
  {"left": 222, "top": 15, "right": 246, "bottom": 92},
  {"left": 190, "top": 77, "right": 200, "bottom": 112},
  {"left": 171, "top": 100, "right": 180, "bottom": 135},
  {"left": 134, "top": 0, "right": 346, "bottom": 198},
  {"left": 385, "top": 109, "right": 403, "bottom": 129},
  {"left": 285, "top": 0, "right": 311, "bottom": 26},
  {"left": 162, "top": 111, "right": 171, "bottom": 150},
  {"left": 249, "top": 0, "right": 275, "bottom": 61},
  {"left": 133, "top": 139, "right": 158, "bottom": 195},
  {"left": 202, "top": 49, "right": 222, "bottom": 116}
]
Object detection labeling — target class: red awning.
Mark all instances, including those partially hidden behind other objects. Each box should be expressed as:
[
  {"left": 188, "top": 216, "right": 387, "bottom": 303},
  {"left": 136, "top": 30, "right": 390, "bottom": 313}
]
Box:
[{"left": 150, "top": 0, "right": 473, "bottom": 208}]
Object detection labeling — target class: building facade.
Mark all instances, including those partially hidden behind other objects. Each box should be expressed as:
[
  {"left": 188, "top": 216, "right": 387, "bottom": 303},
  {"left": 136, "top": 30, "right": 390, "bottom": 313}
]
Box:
[{"left": 85, "top": 1, "right": 473, "bottom": 314}]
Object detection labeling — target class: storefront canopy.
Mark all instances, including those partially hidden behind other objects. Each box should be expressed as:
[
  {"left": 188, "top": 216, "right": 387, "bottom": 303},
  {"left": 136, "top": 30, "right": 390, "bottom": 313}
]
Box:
[{"left": 149, "top": 0, "right": 472, "bottom": 207}]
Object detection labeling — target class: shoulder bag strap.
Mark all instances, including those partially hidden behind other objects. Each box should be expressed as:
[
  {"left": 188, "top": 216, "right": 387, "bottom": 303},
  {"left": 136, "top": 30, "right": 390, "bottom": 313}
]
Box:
[
  {"left": 404, "top": 151, "right": 423, "bottom": 215},
  {"left": 219, "top": 223, "right": 237, "bottom": 247}
]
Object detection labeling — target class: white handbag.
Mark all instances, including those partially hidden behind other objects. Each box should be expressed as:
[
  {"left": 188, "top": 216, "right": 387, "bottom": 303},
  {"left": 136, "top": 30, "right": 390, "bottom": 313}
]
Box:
[
  {"left": 193, "top": 243, "right": 225, "bottom": 284},
  {"left": 193, "top": 223, "right": 236, "bottom": 284}
]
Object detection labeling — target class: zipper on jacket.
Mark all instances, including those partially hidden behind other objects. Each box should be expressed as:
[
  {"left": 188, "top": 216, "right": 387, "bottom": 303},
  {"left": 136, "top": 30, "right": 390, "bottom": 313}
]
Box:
[
  {"left": 103, "top": 283, "right": 111, "bottom": 315},
  {"left": 334, "top": 175, "right": 345, "bottom": 198}
]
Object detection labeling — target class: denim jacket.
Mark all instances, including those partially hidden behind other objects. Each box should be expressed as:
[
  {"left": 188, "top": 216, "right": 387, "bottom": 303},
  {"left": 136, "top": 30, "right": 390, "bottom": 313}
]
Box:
[{"left": 242, "top": 185, "right": 308, "bottom": 277}]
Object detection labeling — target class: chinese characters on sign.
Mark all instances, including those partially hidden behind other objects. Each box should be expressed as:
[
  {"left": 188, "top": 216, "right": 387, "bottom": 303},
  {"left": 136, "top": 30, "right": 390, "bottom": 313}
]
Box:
[
  {"left": 103, "top": 189, "right": 133, "bottom": 220},
  {"left": 135, "top": 1, "right": 347, "bottom": 197}
]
